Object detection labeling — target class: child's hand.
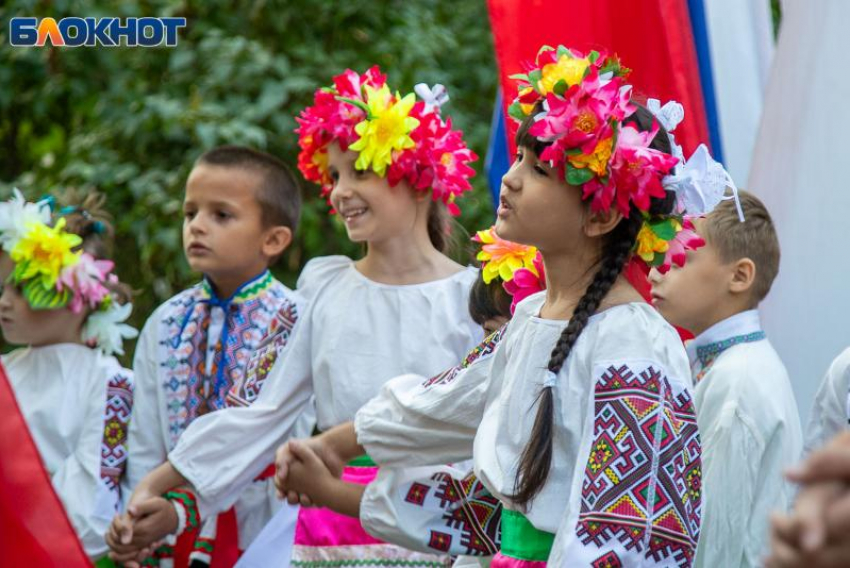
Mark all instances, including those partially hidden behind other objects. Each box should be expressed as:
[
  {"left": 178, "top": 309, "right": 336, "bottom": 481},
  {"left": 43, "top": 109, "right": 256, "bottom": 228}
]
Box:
[
  {"left": 284, "top": 440, "right": 338, "bottom": 508},
  {"left": 105, "top": 497, "right": 178, "bottom": 567},
  {"left": 105, "top": 511, "right": 152, "bottom": 567},
  {"left": 275, "top": 436, "right": 344, "bottom": 504}
]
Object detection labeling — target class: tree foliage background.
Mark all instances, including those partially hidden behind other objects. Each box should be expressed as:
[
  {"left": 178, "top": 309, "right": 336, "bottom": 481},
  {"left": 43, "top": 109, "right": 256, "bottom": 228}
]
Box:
[{"left": 0, "top": 0, "right": 500, "bottom": 360}]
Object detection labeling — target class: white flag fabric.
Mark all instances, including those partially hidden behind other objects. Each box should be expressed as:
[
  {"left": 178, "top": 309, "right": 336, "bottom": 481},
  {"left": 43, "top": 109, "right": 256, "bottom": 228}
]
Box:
[
  {"left": 235, "top": 503, "right": 299, "bottom": 568},
  {"left": 701, "top": 0, "right": 775, "bottom": 183},
  {"left": 748, "top": 0, "right": 850, "bottom": 426}
]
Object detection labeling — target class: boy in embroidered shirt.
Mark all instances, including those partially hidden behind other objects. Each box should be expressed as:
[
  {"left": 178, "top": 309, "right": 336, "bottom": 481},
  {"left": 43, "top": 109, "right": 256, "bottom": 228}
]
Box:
[
  {"left": 122, "top": 145, "right": 307, "bottom": 567},
  {"left": 650, "top": 190, "right": 803, "bottom": 567}
]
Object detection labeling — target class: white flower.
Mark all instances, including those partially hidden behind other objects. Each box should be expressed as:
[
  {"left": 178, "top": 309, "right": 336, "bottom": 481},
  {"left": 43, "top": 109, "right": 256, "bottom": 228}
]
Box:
[
  {"left": 82, "top": 300, "right": 139, "bottom": 356},
  {"left": 0, "top": 189, "right": 52, "bottom": 251}
]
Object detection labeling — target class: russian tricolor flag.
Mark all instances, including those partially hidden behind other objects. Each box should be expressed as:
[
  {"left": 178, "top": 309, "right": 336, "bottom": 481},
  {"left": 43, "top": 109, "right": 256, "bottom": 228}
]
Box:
[{"left": 484, "top": 0, "right": 774, "bottom": 205}]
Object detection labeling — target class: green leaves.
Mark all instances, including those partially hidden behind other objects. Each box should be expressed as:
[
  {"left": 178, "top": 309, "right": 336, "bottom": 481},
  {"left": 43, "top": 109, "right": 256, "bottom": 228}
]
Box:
[{"left": 566, "top": 165, "right": 595, "bottom": 186}]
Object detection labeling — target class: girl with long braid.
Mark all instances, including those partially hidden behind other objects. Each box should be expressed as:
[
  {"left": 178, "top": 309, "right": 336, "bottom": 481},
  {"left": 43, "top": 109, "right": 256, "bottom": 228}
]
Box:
[{"left": 275, "top": 46, "right": 712, "bottom": 566}]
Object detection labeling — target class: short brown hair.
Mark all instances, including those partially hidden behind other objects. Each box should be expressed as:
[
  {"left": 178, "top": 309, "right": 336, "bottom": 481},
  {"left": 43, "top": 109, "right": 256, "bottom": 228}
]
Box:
[
  {"left": 197, "top": 145, "right": 301, "bottom": 233},
  {"left": 701, "top": 190, "right": 780, "bottom": 305}
]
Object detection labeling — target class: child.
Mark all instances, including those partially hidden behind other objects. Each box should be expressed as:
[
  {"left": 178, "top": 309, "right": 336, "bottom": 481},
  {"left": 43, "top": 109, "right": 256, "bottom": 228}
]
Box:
[
  {"left": 276, "top": 45, "right": 707, "bottom": 567},
  {"left": 309, "top": 233, "right": 533, "bottom": 562},
  {"left": 0, "top": 189, "right": 136, "bottom": 562},
  {"left": 123, "top": 145, "right": 305, "bottom": 566},
  {"left": 804, "top": 348, "right": 850, "bottom": 454},
  {"left": 649, "top": 190, "right": 803, "bottom": 566},
  {"left": 113, "top": 69, "right": 483, "bottom": 567}
]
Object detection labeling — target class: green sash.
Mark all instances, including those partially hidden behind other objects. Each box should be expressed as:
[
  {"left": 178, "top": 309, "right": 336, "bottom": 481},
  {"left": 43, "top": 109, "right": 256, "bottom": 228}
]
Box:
[{"left": 500, "top": 509, "right": 555, "bottom": 562}]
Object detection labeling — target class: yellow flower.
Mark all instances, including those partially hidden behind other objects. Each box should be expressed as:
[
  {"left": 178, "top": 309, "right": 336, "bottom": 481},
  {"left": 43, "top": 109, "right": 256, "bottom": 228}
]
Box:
[
  {"left": 349, "top": 84, "right": 420, "bottom": 177},
  {"left": 635, "top": 222, "right": 671, "bottom": 262},
  {"left": 10, "top": 218, "right": 82, "bottom": 289},
  {"left": 474, "top": 227, "right": 538, "bottom": 284},
  {"left": 568, "top": 136, "right": 614, "bottom": 177},
  {"left": 538, "top": 55, "right": 590, "bottom": 94}
]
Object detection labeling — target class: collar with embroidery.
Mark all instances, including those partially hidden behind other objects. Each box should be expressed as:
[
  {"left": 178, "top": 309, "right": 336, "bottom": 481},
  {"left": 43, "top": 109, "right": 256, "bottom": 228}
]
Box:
[{"left": 687, "top": 309, "right": 764, "bottom": 368}]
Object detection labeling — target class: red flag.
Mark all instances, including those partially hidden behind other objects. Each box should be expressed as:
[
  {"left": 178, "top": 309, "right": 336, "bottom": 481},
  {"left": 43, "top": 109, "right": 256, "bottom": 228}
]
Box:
[
  {"left": 0, "top": 362, "right": 92, "bottom": 566},
  {"left": 487, "top": 0, "right": 710, "bottom": 157}
]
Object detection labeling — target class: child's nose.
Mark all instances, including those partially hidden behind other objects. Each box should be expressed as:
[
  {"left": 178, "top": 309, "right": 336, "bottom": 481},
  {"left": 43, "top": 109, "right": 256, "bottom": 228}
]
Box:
[{"left": 648, "top": 268, "right": 662, "bottom": 285}]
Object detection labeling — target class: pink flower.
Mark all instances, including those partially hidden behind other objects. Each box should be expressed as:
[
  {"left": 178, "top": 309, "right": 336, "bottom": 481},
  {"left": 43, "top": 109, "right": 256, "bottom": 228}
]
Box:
[
  {"left": 503, "top": 252, "right": 546, "bottom": 314},
  {"left": 57, "top": 253, "right": 113, "bottom": 313},
  {"left": 656, "top": 216, "right": 705, "bottom": 274},
  {"left": 530, "top": 71, "right": 632, "bottom": 155},
  {"left": 387, "top": 105, "right": 477, "bottom": 216},
  {"left": 606, "top": 123, "right": 679, "bottom": 216}
]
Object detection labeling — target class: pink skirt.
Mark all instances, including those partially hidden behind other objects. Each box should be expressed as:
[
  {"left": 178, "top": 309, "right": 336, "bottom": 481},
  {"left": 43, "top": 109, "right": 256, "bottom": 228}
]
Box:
[{"left": 290, "top": 465, "right": 451, "bottom": 568}]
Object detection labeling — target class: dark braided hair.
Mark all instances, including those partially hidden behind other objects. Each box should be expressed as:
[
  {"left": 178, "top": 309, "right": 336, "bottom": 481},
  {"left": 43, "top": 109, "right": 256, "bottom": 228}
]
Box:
[{"left": 510, "top": 103, "right": 676, "bottom": 506}]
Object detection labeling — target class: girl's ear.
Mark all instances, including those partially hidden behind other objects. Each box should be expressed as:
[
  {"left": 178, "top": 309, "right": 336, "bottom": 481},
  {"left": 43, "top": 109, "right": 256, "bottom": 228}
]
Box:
[
  {"left": 584, "top": 206, "right": 623, "bottom": 238},
  {"left": 262, "top": 226, "right": 293, "bottom": 259}
]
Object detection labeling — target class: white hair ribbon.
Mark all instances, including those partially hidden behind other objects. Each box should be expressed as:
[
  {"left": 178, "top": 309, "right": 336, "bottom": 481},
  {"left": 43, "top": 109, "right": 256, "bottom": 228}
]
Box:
[{"left": 414, "top": 83, "right": 449, "bottom": 113}]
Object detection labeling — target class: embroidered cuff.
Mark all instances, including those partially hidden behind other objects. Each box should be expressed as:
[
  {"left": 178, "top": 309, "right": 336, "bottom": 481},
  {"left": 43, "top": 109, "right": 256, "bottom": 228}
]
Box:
[{"left": 163, "top": 489, "right": 200, "bottom": 536}]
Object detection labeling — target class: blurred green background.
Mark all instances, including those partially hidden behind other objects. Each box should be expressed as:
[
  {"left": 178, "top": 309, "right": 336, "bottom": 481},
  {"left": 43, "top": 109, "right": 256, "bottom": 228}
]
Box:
[{"left": 0, "top": 0, "right": 501, "bottom": 361}]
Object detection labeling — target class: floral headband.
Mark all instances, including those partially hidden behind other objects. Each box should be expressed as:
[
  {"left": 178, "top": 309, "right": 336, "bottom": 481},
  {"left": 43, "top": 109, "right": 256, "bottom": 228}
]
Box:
[
  {"left": 295, "top": 66, "right": 477, "bottom": 216},
  {"left": 473, "top": 226, "right": 545, "bottom": 314},
  {"left": 0, "top": 190, "right": 137, "bottom": 355},
  {"left": 507, "top": 45, "right": 739, "bottom": 274}
]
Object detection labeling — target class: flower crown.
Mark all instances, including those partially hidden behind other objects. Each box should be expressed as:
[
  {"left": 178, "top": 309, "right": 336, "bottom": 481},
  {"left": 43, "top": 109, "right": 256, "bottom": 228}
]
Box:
[
  {"left": 509, "top": 45, "right": 738, "bottom": 273},
  {"left": 295, "top": 67, "right": 477, "bottom": 216},
  {"left": 0, "top": 190, "right": 137, "bottom": 355},
  {"left": 473, "top": 226, "right": 545, "bottom": 314}
]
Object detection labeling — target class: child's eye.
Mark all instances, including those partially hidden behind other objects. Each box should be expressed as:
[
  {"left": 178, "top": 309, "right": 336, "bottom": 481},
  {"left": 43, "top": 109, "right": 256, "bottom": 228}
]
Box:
[
  {"left": 514, "top": 151, "right": 524, "bottom": 163},
  {"left": 184, "top": 210, "right": 196, "bottom": 220},
  {"left": 215, "top": 210, "right": 232, "bottom": 220},
  {"left": 353, "top": 168, "right": 369, "bottom": 179},
  {"left": 533, "top": 164, "right": 549, "bottom": 177}
]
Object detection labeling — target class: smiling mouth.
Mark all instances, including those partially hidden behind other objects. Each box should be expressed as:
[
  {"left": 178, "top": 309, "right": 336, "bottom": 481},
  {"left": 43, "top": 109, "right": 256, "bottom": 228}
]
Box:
[{"left": 341, "top": 207, "right": 368, "bottom": 222}]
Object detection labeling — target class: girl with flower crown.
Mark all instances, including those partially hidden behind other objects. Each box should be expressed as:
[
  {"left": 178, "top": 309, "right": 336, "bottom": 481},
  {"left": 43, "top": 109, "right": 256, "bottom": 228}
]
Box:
[
  {"left": 274, "top": 46, "right": 721, "bottom": 567},
  {"left": 0, "top": 189, "right": 137, "bottom": 563},
  {"left": 118, "top": 68, "right": 484, "bottom": 567}
]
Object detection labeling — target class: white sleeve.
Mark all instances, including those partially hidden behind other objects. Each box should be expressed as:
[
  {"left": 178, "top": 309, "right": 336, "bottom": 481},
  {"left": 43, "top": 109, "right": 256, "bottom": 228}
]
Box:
[
  {"left": 804, "top": 347, "right": 850, "bottom": 455},
  {"left": 51, "top": 379, "right": 116, "bottom": 558},
  {"left": 168, "top": 304, "right": 314, "bottom": 516},
  {"left": 126, "top": 316, "right": 169, "bottom": 491},
  {"left": 550, "top": 358, "right": 702, "bottom": 566},
  {"left": 355, "top": 327, "right": 505, "bottom": 468},
  {"left": 360, "top": 464, "right": 500, "bottom": 557},
  {"left": 693, "top": 403, "right": 763, "bottom": 567}
]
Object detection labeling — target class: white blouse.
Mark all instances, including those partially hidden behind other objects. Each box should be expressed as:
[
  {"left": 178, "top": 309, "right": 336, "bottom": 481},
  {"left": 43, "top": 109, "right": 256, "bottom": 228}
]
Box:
[
  {"left": 804, "top": 347, "right": 850, "bottom": 454},
  {"left": 4, "top": 343, "right": 133, "bottom": 559},
  {"left": 687, "top": 311, "right": 802, "bottom": 568},
  {"left": 169, "top": 255, "right": 482, "bottom": 514},
  {"left": 355, "top": 293, "right": 701, "bottom": 566}
]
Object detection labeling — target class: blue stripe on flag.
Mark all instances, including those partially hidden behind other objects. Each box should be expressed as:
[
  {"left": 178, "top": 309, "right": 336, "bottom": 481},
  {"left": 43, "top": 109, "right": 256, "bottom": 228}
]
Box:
[
  {"left": 485, "top": 89, "right": 509, "bottom": 214},
  {"left": 687, "top": 0, "right": 724, "bottom": 162}
]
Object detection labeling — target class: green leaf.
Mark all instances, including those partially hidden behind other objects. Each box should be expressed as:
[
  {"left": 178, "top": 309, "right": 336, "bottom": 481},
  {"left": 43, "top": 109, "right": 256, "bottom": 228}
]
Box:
[
  {"left": 508, "top": 73, "right": 530, "bottom": 83},
  {"left": 553, "top": 79, "right": 568, "bottom": 97},
  {"left": 23, "top": 281, "right": 70, "bottom": 310},
  {"left": 507, "top": 101, "right": 526, "bottom": 121},
  {"left": 588, "top": 50, "right": 600, "bottom": 63},
  {"left": 527, "top": 69, "right": 542, "bottom": 89},
  {"left": 566, "top": 166, "right": 594, "bottom": 186},
  {"left": 335, "top": 96, "right": 370, "bottom": 117},
  {"left": 557, "top": 45, "right": 570, "bottom": 58},
  {"left": 650, "top": 218, "right": 677, "bottom": 241},
  {"left": 652, "top": 251, "right": 667, "bottom": 266},
  {"left": 538, "top": 45, "right": 555, "bottom": 55}
]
